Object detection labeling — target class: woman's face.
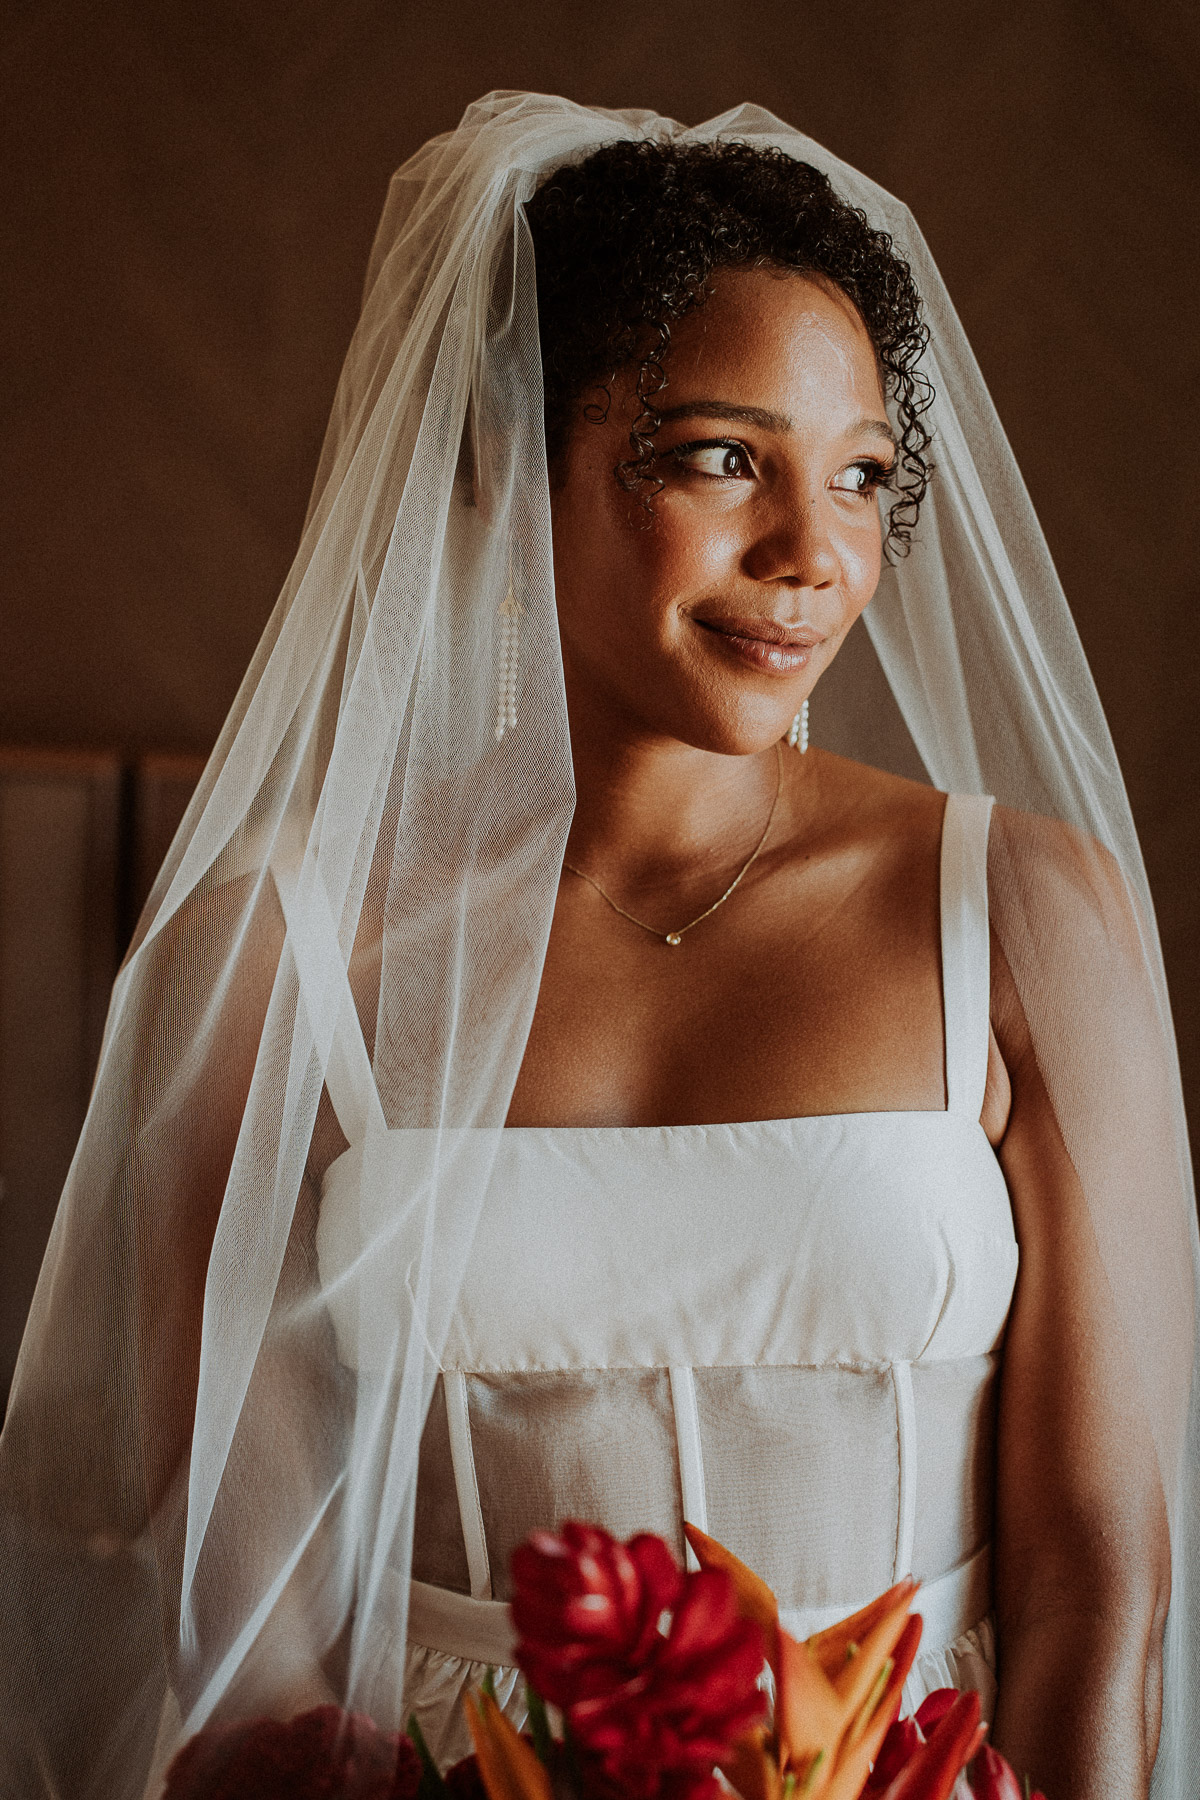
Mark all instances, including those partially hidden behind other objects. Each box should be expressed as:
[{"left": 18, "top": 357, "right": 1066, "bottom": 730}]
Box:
[{"left": 549, "top": 267, "right": 895, "bottom": 756}]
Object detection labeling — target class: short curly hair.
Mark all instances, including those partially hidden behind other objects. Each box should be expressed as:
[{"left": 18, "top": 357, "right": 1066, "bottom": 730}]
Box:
[{"left": 524, "top": 138, "right": 933, "bottom": 554}]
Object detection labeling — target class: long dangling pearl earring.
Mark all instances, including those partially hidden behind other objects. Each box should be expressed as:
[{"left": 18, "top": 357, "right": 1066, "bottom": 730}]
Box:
[
  {"left": 493, "top": 553, "right": 522, "bottom": 743},
  {"left": 787, "top": 698, "right": 809, "bottom": 753}
]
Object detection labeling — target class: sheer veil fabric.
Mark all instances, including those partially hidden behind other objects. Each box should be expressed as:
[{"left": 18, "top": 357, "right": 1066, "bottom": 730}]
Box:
[{"left": 0, "top": 91, "right": 1194, "bottom": 1798}]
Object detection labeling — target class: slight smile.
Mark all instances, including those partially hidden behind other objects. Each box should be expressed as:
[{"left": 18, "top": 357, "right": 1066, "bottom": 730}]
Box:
[{"left": 694, "top": 615, "right": 824, "bottom": 674}]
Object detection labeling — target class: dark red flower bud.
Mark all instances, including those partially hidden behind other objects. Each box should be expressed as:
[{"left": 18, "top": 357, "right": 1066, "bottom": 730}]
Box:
[
  {"left": 162, "top": 1705, "right": 420, "bottom": 1800},
  {"left": 969, "top": 1745, "right": 1025, "bottom": 1800},
  {"left": 914, "top": 1689, "right": 959, "bottom": 1736},
  {"left": 511, "top": 1521, "right": 684, "bottom": 1709},
  {"left": 566, "top": 1570, "right": 765, "bottom": 1798},
  {"left": 862, "top": 1716, "right": 923, "bottom": 1793},
  {"left": 875, "top": 1692, "right": 983, "bottom": 1800},
  {"left": 444, "top": 1752, "right": 490, "bottom": 1800},
  {"left": 510, "top": 1524, "right": 765, "bottom": 1800}
]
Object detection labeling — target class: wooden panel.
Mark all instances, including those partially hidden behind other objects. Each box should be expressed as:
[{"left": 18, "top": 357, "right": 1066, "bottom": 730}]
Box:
[{"left": 0, "top": 749, "right": 121, "bottom": 1407}]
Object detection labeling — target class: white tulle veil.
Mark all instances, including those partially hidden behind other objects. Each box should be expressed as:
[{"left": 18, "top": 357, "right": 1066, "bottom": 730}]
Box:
[{"left": 0, "top": 90, "right": 1194, "bottom": 1799}]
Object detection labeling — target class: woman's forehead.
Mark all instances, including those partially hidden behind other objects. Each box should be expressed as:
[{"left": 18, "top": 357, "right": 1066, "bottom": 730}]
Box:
[{"left": 644, "top": 268, "right": 886, "bottom": 424}]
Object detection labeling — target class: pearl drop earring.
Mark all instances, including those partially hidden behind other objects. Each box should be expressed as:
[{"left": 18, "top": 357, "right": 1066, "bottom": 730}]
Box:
[
  {"left": 787, "top": 698, "right": 809, "bottom": 754},
  {"left": 493, "top": 554, "right": 522, "bottom": 743}
]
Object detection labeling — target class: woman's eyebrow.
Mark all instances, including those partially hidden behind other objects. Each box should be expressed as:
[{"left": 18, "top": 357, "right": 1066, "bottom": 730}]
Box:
[
  {"left": 655, "top": 400, "right": 793, "bottom": 432},
  {"left": 852, "top": 416, "right": 900, "bottom": 449},
  {"left": 655, "top": 399, "right": 898, "bottom": 451}
]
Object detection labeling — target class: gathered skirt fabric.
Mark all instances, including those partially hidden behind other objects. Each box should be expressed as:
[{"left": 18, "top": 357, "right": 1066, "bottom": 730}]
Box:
[{"left": 398, "top": 1618, "right": 998, "bottom": 1769}]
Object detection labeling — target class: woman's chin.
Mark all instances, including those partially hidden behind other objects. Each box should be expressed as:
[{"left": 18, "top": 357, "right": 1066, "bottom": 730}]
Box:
[
  {"left": 666, "top": 707, "right": 803, "bottom": 759},
  {"left": 565, "top": 654, "right": 810, "bottom": 758}
]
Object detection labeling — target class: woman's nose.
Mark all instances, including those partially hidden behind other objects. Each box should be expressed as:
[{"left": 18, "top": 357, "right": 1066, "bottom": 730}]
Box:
[{"left": 743, "top": 494, "right": 840, "bottom": 591}]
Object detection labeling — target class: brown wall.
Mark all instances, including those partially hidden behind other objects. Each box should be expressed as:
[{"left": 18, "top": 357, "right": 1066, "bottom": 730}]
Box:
[{"left": 2, "top": 1, "right": 1198, "bottom": 1123}]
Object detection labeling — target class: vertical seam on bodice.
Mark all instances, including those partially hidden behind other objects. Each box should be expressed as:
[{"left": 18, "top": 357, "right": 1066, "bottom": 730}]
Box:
[
  {"left": 443, "top": 1370, "right": 492, "bottom": 1601},
  {"left": 669, "top": 1365, "right": 708, "bottom": 1569},
  {"left": 892, "top": 1360, "right": 917, "bottom": 1582}
]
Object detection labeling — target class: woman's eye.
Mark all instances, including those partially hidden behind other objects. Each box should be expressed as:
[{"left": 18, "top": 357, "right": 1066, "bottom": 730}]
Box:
[
  {"left": 672, "top": 442, "right": 753, "bottom": 479},
  {"left": 831, "top": 460, "right": 894, "bottom": 496}
]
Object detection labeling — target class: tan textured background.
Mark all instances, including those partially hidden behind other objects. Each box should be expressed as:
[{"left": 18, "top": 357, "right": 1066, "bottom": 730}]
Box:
[{"left": 2, "top": 0, "right": 1198, "bottom": 1123}]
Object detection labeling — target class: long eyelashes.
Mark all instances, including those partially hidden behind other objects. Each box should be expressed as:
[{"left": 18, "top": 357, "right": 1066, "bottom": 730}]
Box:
[
  {"left": 662, "top": 437, "right": 897, "bottom": 494},
  {"left": 846, "top": 457, "right": 897, "bottom": 494},
  {"left": 665, "top": 438, "right": 754, "bottom": 478}
]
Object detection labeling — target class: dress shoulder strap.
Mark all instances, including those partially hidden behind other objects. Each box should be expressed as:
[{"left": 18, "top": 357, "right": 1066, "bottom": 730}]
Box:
[{"left": 939, "top": 793, "right": 996, "bottom": 1120}]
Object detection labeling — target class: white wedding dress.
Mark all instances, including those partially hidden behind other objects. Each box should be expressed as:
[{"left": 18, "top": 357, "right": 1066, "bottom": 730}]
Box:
[{"left": 318, "top": 792, "right": 1018, "bottom": 1766}]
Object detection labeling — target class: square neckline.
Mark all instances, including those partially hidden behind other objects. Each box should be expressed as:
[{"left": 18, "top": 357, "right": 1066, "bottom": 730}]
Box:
[
  {"left": 317, "top": 795, "right": 995, "bottom": 1158},
  {"left": 499, "top": 792, "right": 995, "bottom": 1140}
]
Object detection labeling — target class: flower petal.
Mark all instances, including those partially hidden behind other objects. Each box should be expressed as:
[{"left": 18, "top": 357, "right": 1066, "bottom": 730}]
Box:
[
  {"left": 807, "top": 1581, "right": 918, "bottom": 1685},
  {"left": 913, "top": 1690, "right": 958, "bottom": 1736},
  {"left": 968, "top": 1745, "right": 1025, "bottom": 1800},
  {"left": 464, "top": 1695, "right": 553, "bottom": 1800},
  {"left": 816, "top": 1618, "right": 925, "bottom": 1800},
  {"left": 861, "top": 1718, "right": 923, "bottom": 1795},
  {"left": 844, "top": 1615, "right": 923, "bottom": 1754},
  {"left": 875, "top": 1692, "right": 984, "bottom": 1800},
  {"left": 830, "top": 1588, "right": 919, "bottom": 1715},
  {"left": 775, "top": 1629, "right": 848, "bottom": 1765},
  {"left": 722, "top": 1731, "right": 784, "bottom": 1800},
  {"left": 683, "top": 1525, "right": 780, "bottom": 1640}
]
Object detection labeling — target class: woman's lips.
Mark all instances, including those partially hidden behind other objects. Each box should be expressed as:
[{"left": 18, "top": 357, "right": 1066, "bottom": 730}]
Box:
[{"left": 696, "top": 616, "right": 822, "bottom": 674}]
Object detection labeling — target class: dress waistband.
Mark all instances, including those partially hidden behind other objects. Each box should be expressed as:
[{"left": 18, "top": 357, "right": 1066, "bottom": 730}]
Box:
[{"left": 407, "top": 1544, "right": 992, "bottom": 1669}]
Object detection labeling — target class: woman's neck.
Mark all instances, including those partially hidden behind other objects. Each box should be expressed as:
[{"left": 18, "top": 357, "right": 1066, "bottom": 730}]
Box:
[{"left": 565, "top": 710, "right": 782, "bottom": 895}]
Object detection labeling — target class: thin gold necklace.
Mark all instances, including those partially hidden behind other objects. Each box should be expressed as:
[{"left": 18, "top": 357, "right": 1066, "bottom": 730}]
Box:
[{"left": 563, "top": 740, "right": 783, "bottom": 947}]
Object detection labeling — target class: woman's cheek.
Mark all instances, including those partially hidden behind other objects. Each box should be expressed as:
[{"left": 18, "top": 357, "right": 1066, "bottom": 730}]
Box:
[
  {"left": 662, "top": 508, "right": 745, "bottom": 593},
  {"left": 633, "top": 524, "right": 715, "bottom": 614},
  {"left": 838, "top": 519, "right": 884, "bottom": 616}
]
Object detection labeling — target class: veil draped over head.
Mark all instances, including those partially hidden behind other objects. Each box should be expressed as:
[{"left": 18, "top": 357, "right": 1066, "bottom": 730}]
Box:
[{"left": 0, "top": 90, "right": 1195, "bottom": 1799}]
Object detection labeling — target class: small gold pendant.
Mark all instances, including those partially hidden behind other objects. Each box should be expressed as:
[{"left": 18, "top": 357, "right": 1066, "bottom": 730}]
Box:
[{"left": 665, "top": 932, "right": 682, "bottom": 946}]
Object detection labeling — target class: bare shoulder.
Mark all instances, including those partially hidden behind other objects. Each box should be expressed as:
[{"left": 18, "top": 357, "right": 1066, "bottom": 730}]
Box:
[
  {"left": 777, "top": 747, "right": 945, "bottom": 862},
  {"left": 986, "top": 803, "right": 1169, "bottom": 1114},
  {"left": 987, "top": 802, "right": 1145, "bottom": 958},
  {"left": 806, "top": 747, "right": 943, "bottom": 816}
]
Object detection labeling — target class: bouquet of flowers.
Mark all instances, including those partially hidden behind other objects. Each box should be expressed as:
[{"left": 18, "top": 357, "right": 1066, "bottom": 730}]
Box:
[
  {"left": 453, "top": 1522, "right": 1040, "bottom": 1800},
  {"left": 163, "top": 1522, "right": 1042, "bottom": 1800}
]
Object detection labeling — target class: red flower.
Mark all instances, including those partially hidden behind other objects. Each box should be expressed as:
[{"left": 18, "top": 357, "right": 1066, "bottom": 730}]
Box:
[
  {"left": 571, "top": 1568, "right": 766, "bottom": 1792},
  {"left": 162, "top": 1704, "right": 421, "bottom": 1800},
  {"left": 511, "top": 1523, "right": 765, "bottom": 1800},
  {"left": 511, "top": 1522, "right": 685, "bottom": 1709},
  {"left": 872, "top": 1691, "right": 985, "bottom": 1800},
  {"left": 444, "top": 1753, "right": 490, "bottom": 1800},
  {"left": 969, "top": 1744, "right": 1046, "bottom": 1800},
  {"left": 861, "top": 1690, "right": 1048, "bottom": 1800},
  {"left": 861, "top": 1716, "right": 923, "bottom": 1794},
  {"left": 914, "top": 1689, "right": 959, "bottom": 1736}
]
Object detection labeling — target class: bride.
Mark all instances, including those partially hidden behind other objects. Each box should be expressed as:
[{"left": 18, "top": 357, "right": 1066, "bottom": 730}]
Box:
[{"left": 0, "top": 93, "right": 1195, "bottom": 1800}]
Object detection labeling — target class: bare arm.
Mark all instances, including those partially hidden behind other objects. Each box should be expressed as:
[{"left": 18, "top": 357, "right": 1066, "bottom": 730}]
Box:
[
  {"left": 985, "top": 809, "right": 1188, "bottom": 1798},
  {"left": 991, "top": 995, "right": 1169, "bottom": 1797}
]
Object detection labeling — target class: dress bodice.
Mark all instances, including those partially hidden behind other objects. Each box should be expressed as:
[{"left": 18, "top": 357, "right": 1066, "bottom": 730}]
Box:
[
  {"left": 436, "top": 1109, "right": 1013, "bottom": 1374},
  {"left": 317, "top": 793, "right": 1017, "bottom": 1718}
]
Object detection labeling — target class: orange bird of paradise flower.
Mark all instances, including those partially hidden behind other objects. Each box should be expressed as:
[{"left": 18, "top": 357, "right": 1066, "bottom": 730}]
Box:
[{"left": 683, "top": 1524, "right": 986, "bottom": 1800}]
